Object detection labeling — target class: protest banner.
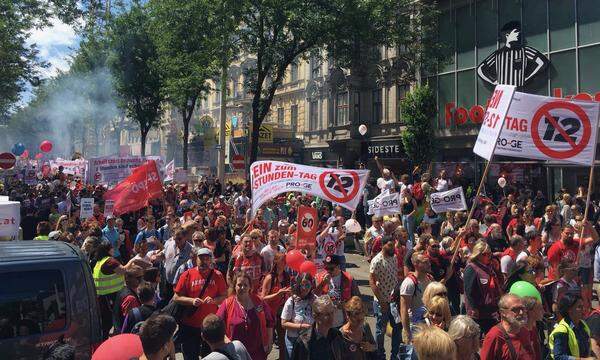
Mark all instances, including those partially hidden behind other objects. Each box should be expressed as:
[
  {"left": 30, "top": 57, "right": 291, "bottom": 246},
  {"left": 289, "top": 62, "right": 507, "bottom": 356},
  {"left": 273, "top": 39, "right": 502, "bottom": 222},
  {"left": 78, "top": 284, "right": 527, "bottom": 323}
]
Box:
[
  {"left": 49, "top": 158, "right": 87, "bottom": 177},
  {"left": 250, "top": 161, "right": 370, "bottom": 216},
  {"left": 0, "top": 201, "right": 20, "bottom": 238},
  {"left": 367, "top": 191, "right": 402, "bottom": 216},
  {"left": 80, "top": 198, "right": 94, "bottom": 219},
  {"left": 296, "top": 206, "right": 318, "bottom": 249},
  {"left": 104, "top": 200, "right": 115, "bottom": 218},
  {"left": 430, "top": 186, "right": 468, "bottom": 213},
  {"left": 164, "top": 159, "right": 175, "bottom": 182},
  {"left": 87, "top": 155, "right": 164, "bottom": 186},
  {"left": 473, "top": 85, "right": 517, "bottom": 160},
  {"left": 493, "top": 92, "right": 600, "bottom": 166},
  {"left": 103, "top": 160, "right": 163, "bottom": 215},
  {"left": 0, "top": 196, "right": 9, "bottom": 202}
]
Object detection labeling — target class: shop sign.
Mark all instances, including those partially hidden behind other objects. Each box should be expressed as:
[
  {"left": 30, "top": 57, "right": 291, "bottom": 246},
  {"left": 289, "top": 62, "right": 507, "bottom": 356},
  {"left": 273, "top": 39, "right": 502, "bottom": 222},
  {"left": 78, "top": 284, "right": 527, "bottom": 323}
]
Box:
[
  {"left": 367, "top": 142, "right": 402, "bottom": 158},
  {"left": 311, "top": 151, "right": 323, "bottom": 160}
]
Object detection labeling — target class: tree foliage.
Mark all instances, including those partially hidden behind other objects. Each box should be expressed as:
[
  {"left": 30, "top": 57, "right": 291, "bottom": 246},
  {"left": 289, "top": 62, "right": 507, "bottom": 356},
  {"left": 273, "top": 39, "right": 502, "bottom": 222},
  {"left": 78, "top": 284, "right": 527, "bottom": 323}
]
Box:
[
  {"left": 108, "top": 2, "right": 163, "bottom": 156},
  {"left": 148, "top": 0, "right": 221, "bottom": 169},
  {"left": 400, "top": 85, "right": 436, "bottom": 167}
]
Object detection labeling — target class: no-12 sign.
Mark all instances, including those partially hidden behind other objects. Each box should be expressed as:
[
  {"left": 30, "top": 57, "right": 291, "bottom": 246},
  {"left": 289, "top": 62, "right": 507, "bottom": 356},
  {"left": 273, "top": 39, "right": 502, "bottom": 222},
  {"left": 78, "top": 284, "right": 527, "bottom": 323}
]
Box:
[{"left": 296, "top": 205, "right": 318, "bottom": 249}]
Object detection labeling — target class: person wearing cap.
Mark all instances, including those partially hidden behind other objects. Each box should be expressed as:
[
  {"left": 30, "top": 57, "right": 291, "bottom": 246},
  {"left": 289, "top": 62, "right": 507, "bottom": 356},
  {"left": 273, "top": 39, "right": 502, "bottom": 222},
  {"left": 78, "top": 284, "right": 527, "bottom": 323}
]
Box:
[
  {"left": 315, "top": 255, "right": 360, "bottom": 328},
  {"left": 174, "top": 246, "right": 227, "bottom": 359},
  {"left": 102, "top": 215, "right": 122, "bottom": 262}
]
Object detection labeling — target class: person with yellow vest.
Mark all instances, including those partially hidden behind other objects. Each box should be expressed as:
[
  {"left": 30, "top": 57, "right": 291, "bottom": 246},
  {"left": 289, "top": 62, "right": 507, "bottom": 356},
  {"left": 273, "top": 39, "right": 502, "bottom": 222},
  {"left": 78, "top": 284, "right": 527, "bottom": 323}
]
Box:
[
  {"left": 315, "top": 255, "right": 360, "bottom": 328},
  {"left": 33, "top": 221, "right": 51, "bottom": 240},
  {"left": 91, "top": 240, "right": 144, "bottom": 339},
  {"left": 549, "top": 293, "right": 594, "bottom": 359}
]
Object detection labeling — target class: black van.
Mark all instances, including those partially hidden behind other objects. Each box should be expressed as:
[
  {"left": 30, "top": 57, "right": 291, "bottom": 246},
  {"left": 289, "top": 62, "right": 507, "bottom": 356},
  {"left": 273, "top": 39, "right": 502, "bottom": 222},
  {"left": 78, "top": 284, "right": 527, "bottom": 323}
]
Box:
[{"left": 0, "top": 241, "right": 102, "bottom": 359}]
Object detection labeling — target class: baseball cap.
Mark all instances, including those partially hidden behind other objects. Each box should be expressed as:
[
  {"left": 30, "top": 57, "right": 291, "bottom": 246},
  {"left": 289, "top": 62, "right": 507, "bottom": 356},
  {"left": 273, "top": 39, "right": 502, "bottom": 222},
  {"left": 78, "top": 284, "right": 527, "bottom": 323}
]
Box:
[
  {"left": 324, "top": 255, "right": 341, "bottom": 266},
  {"left": 196, "top": 247, "right": 212, "bottom": 257}
]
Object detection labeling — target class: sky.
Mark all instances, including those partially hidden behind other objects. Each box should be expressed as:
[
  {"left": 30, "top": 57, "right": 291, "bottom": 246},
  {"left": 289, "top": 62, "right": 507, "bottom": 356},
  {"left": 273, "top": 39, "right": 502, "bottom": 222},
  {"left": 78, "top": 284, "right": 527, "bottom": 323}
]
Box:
[{"left": 21, "top": 18, "right": 79, "bottom": 104}]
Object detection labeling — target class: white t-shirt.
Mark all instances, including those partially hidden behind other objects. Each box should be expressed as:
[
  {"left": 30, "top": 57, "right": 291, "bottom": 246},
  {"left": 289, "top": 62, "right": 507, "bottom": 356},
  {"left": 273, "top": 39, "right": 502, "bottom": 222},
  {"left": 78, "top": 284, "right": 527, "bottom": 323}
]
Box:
[
  {"left": 281, "top": 295, "right": 316, "bottom": 337},
  {"left": 133, "top": 250, "right": 160, "bottom": 267},
  {"left": 315, "top": 230, "right": 343, "bottom": 268},
  {"left": 577, "top": 235, "right": 594, "bottom": 268},
  {"left": 201, "top": 340, "right": 251, "bottom": 360},
  {"left": 399, "top": 275, "right": 431, "bottom": 321},
  {"left": 500, "top": 254, "right": 516, "bottom": 275},
  {"left": 260, "top": 244, "right": 286, "bottom": 272}
]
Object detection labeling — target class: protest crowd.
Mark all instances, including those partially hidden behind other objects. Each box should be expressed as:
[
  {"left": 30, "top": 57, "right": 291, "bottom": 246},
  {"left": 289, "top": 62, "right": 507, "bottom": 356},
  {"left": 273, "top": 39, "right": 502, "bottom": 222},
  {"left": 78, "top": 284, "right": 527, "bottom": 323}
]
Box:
[{"left": 4, "top": 155, "right": 600, "bottom": 360}]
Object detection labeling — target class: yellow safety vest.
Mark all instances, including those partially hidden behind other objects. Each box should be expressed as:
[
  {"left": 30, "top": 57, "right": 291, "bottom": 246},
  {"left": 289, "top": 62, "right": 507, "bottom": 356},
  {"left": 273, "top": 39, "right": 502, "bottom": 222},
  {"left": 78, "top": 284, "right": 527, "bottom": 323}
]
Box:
[
  {"left": 34, "top": 235, "right": 49, "bottom": 240},
  {"left": 93, "top": 256, "right": 124, "bottom": 296},
  {"left": 548, "top": 318, "right": 591, "bottom": 359}
]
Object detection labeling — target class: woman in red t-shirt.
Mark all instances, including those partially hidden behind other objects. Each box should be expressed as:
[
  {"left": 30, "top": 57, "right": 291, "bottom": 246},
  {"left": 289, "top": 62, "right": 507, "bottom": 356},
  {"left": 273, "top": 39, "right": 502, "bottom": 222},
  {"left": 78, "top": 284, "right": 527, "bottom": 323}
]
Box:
[{"left": 260, "top": 253, "right": 291, "bottom": 360}]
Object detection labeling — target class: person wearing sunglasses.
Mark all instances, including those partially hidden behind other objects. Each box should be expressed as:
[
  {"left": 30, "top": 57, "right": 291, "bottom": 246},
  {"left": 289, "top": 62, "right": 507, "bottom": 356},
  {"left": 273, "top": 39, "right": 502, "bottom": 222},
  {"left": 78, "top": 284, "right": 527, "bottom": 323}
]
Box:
[
  {"left": 291, "top": 295, "right": 347, "bottom": 360},
  {"left": 481, "top": 293, "right": 535, "bottom": 360},
  {"left": 315, "top": 255, "right": 360, "bottom": 329},
  {"left": 340, "top": 296, "right": 377, "bottom": 359},
  {"left": 281, "top": 273, "right": 316, "bottom": 359}
]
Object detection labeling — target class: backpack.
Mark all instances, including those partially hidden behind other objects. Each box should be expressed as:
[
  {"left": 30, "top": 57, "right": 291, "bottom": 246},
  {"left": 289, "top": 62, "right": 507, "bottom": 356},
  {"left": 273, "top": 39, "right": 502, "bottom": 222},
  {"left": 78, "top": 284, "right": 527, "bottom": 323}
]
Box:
[
  {"left": 405, "top": 273, "right": 433, "bottom": 297},
  {"left": 127, "top": 307, "right": 145, "bottom": 334},
  {"left": 412, "top": 182, "right": 425, "bottom": 202}
]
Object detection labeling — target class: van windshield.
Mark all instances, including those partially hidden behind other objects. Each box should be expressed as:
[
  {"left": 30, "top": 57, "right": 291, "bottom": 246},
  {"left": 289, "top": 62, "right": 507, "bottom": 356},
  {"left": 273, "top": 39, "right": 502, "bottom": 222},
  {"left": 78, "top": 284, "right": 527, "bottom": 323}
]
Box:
[{"left": 0, "top": 270, "right": 67, "bottom": 339}]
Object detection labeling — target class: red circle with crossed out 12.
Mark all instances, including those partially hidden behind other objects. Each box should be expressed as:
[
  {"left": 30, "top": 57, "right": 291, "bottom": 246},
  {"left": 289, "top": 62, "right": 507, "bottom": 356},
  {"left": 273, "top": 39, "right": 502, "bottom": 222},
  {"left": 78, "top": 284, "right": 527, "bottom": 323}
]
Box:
[
  {"left": 530, "top": 101, "right": 592, "bottom": 159},
  {"left": 318, "top": 171, "right": 360, "bottom": 203}
]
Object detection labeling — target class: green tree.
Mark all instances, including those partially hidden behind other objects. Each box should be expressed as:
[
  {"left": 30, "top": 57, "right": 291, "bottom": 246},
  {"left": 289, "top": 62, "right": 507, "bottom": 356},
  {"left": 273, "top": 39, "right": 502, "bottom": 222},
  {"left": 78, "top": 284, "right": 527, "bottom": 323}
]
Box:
[
  {"left": 108, "top": 2, "right": 163, "bottom": 156},
  {"left": 237, "top": 0, "right": 393, "bottom": 166},
  {"left": 0, "top": 0, "right": 81, "bottom": 117},
  {"left": 400, "top": 85, "right": 436, "bottom": 167},
  {"left": 148, "top": 0, "right": 220, "bottom": 170}
]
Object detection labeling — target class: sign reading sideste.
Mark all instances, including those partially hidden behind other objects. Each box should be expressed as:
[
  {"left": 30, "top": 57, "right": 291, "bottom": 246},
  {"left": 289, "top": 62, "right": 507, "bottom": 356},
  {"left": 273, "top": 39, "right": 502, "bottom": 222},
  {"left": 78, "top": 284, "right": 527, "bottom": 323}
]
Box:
[{"left": 367, "top": 142, "right": 403, "bottom": 158}]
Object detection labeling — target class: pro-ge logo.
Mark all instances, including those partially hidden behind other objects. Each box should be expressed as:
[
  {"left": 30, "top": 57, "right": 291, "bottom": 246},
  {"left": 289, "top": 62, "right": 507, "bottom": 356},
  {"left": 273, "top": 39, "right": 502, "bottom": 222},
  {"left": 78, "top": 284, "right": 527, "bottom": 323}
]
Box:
[{"left": 477, "top": 21, "right": 549, "bottom": 87}]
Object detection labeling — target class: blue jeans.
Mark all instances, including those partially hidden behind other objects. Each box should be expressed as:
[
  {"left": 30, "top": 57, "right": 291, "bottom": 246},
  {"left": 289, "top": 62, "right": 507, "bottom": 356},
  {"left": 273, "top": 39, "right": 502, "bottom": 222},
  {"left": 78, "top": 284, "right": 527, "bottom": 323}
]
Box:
[
  {"left": 285, "top": 334, "right": 298, "bottom": 360},
  {"left": 402, "top": 215, "right": 415, "bottom": 250},
  {"left": 373, "top": 300, "right": 401, "bottom": 360}
]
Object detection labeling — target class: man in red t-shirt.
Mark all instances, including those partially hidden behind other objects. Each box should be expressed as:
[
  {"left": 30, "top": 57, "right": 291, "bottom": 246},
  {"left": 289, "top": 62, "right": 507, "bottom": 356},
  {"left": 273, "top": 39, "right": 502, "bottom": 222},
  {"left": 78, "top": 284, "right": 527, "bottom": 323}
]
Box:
[
  {"left": 228, "top": 234, "right": 265, "bottom": 292},
  {"left": 480, "top": 294, "right": 535, "bottom": 360},
  {"left": 547, "top": 225, "right": 578, "bottom": 279},
  {"left": 174, "top": 247, "right": 227, "bottom": 359}
]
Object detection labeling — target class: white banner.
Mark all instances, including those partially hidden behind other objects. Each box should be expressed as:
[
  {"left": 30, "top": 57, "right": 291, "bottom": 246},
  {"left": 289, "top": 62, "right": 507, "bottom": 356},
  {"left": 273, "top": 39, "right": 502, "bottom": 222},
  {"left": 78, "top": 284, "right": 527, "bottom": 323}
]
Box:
[
  {"left": 164, "top": 159, "right": 175, "bottom": 182},
  {"left": 367, "top": 191, "right": 402, "bottom": 216},
  {"left": 80, "top": 198, "right": 94, "bottom": 219},
  {"left": 250, "top": 161, "right": 370, "bottom": 216},
  {"left": 430, "top": 186, "right": 467, "bottom": 213},
  {"left": 493, "top": 92, "right": 600, "bottom": 166},
  {"left": 0, "top": 201, "right": 20, "bottom": 238},
  {"left": 87, "top": 155, "right": 165, "bottom": 186},
  {"left": 49, "top": 158, "right": 88, "bottom": 177},
  {"left": 104, "top": 200, "right": 115, "bottom": 218},
  {"left": 473, "top": 85, "right": 517, "bottom": 160}
]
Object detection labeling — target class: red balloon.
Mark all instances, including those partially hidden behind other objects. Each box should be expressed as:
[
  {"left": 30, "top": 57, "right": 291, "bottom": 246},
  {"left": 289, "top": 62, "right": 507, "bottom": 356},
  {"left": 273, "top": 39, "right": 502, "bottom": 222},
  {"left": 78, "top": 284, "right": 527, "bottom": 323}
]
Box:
[
  {"left": 92, "top": 334, "right": 143, "bottom": 360},
  {"left": 299, "top": 260, "right": 317, "bottom": 277},
  {"left": 40, "top": 140, "right": 53, "bottom": 153},
  {"left": 21, "top": 149, "right": 29, "bottom": 158},
  {"left": 285, "top": 250, "right": 305, "bottom": 271},
  {"left": 35, "top": 153, "right": 43, "bottom": 159}
]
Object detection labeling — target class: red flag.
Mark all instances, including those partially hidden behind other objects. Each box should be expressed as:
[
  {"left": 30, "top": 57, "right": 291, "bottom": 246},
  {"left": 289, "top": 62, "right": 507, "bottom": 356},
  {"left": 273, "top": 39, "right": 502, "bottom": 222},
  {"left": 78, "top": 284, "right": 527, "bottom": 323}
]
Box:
[{"left": 103, "top": 160, "right": 163, "bottom": 216}]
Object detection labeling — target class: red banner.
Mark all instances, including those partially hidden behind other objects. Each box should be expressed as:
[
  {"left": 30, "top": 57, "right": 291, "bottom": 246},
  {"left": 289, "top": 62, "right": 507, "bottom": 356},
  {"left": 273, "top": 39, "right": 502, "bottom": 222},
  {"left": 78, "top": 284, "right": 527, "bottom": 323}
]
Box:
[
  {"left": 103, "top": 160, "right": 163, "bottom": 215},
  {"left": 295, "top": 205, "right": 318, "bottom": 249}
]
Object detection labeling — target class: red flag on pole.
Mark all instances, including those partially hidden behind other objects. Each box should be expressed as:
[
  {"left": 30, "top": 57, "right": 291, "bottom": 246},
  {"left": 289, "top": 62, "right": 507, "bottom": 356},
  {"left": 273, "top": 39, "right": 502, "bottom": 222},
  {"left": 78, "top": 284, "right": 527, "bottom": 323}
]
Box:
[{"left": 103, "top": 160, "right": 163, "bottom": 216}]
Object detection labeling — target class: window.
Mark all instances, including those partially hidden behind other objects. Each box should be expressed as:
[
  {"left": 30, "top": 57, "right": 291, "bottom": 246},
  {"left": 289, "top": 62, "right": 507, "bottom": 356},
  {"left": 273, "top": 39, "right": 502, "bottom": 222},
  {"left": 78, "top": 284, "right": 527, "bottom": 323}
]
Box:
[
  {"left": 456, "top": 5, "right": 475, "bottom": 69},
  {"left": 277, "top": 108, "right": 284, "bottom": 127},
  {"left": 290, "top": 63, "right": 298, "bottom": 82},
  {"left": 457, "top": 70, "right": 475, "bottom": 125},
  {"left": 477, "top": 0, "right": 498, "bottom": 64},
  {"left": 579, "top": 0, "right": 600, "bottom": 46},
  {"left": 549, "top": 0, "right": 575, "bottom": 51},
  {"left": 438, "top": 8, "right": 455, "bottom": 73},
  {"left": 310, "top": 58, "right": 321, "bottom": 79},
  {"left": 0, "top": 270, "right": 67, "bottom": 338},
  {"left": 550, "top": 50, "right": 576, "bottom": 96},
  {"left": 291, "top": 105, "right": 298, "bottom": 131},
  {"left": 336, "top": 92, "right": 349, "bottom": 125},
  {"left": 353, "top": 91, "right": 360, "bottom": 126},
  {"left": 309, "top": 100, "right": 319, "bottom": 130},
  {"left": 232, "top": 79, "right": 239, "bottom": 98},
  {"left": 372, "top": 89, "right": 382, "bottom": 124},
  {"left": 579, "top": 45, "right": 600, "bottom": 94},
  {"left": 437, "top": 73, "right": 455, "bottom": 129},
  {"left": 523, "top": 0, "right": 547, "bottom": 52},
  {"left": 396, "top": 84, "right": 410, "bottom": 124}
]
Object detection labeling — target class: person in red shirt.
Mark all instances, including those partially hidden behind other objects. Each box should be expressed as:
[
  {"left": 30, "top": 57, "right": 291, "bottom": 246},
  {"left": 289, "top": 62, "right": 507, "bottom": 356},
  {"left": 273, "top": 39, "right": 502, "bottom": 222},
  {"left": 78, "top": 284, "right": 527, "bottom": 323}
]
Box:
[
  {"left": 214, "top": 195, "right": 231, "bottom": 218},
  {"left": 174, "top": 247, "right": 227, "bottom": 359},
  {"left": 547, "top": 225, "right": 578, "bottom": 279},
  {"left": 228, "top": 234, "right": 266, "bottom": 292},
  {"left": 480, "top": 293, "right": 535, "bottom": 360}
]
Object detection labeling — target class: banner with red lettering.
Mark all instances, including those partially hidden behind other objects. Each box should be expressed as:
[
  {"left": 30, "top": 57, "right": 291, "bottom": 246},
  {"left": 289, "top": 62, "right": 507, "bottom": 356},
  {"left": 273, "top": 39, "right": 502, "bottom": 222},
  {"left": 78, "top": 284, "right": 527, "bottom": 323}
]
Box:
[
  {"left": 473, "top": 85, "right": 516, "bottom": 160},
  {"left": 250, "top": 161, "right": 370, "bottom": 216},
  {"left": 493, "top": 91, "right": 600, "bottom": 166},
  {"left": 296, "top": 206, "right": 318, "bottom": 249},
  {"left": 103, "top": 160, "right": 163, "bottom": 216},
  {"left": 0, "top": 201, "right": 20, "bottom": 238}
]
